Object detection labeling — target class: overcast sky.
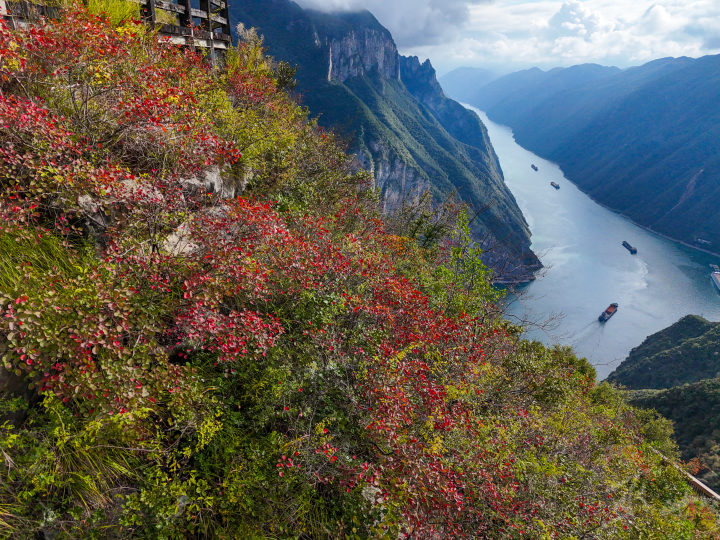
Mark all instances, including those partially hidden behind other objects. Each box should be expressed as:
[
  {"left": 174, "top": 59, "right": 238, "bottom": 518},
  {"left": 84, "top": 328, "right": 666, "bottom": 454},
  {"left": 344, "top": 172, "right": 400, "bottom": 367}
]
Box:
[{"left": 295, "top": 0, "right": 720, "bottom": 76}]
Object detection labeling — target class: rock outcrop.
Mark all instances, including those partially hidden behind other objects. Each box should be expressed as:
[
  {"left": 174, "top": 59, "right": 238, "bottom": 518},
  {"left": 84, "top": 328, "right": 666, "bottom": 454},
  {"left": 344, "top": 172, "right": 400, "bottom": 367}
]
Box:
[
  {"left": 399, "top": 56, "right": 444, "bottom": 109},
  {"left": 329, "top": 29, "right": 399, "bottom": 83}
]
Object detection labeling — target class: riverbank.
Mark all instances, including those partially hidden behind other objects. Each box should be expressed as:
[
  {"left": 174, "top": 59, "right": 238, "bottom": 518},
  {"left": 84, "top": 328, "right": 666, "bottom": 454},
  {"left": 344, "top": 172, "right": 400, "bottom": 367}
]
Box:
[
  {"left": 591, "top": 198, "right": 720, "bottom": 261},
  {"left": 468, "top": 105, "right": 720, "bottom": 379},
  {"left": 533, "top": 156, "right": 720, "bottom": 261}
]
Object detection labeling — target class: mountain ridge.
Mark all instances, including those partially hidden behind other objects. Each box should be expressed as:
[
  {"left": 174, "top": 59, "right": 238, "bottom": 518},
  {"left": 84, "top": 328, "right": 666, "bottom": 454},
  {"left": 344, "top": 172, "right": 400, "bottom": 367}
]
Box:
[
  {"left": 448, "top": 55, "right": 720, "bottom": 252},
  {"left": 608, "top": 314, "right": 720, "bottom": 390},
  {"left": 230, "top": 0, "right": 541, "bottom": 276}
]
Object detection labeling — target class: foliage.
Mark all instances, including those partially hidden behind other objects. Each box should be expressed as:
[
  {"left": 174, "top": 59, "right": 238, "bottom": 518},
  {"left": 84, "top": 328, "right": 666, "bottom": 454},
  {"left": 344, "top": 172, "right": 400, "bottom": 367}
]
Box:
[
  {"left": 629, "top": 378, "right": 720, "bottom": 491},
  {"left": 610, "top": 315, "right": 720, "bottom": 490},
  {"left": 0, "top": 4, "right": 716, "bottom": 539}
]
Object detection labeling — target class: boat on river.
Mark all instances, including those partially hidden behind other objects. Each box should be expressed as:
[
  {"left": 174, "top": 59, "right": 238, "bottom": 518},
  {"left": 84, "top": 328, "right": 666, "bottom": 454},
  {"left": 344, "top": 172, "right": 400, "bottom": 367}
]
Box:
[
  {"left": 531, "top": 164, "right": 538, "bottom": 171},
  {"left": 622, "top": 241, "right": 637, "bottom": 254},
  {"left": 598, "top": 303, "right": 619, "bottom": 322},
  {"left": 551, "top": 182, "right": 560, "bottom": 189}
]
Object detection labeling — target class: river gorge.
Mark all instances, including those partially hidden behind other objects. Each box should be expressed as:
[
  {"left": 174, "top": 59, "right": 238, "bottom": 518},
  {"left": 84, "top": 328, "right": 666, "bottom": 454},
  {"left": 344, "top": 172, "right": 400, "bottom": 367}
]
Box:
[{"left": 467, "top": 106, "right": 720, "bottom": 379}]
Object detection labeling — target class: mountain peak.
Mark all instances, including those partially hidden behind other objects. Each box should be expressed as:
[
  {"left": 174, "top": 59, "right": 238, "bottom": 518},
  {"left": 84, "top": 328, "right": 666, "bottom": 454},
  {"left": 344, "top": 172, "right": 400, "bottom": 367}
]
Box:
[{"left": 400, "top": 55, "right": 445, "bottom": 107}]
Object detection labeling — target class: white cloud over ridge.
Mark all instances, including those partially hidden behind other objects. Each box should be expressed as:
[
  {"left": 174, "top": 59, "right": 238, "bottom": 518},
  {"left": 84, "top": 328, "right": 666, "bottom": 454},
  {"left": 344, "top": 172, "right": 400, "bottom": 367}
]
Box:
[
  {"left": 295, "top": 0, "right": 493, "bottom": 47},
  {"left": 296, "top": 0, "right": 720, "bottom": 74}
]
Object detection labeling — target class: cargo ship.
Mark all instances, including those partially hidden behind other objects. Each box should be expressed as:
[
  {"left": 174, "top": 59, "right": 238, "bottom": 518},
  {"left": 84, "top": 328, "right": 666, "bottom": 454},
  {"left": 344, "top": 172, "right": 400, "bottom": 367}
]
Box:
[
  {"left": 551, "top": 182, "right": 560, "bottom": 189},
  {"left": 531, "top": 164, "right": 538, "bottom": 171},
  {"left": 622, "top": 241, "right": 637, "bottom": 254},
  {"left": 598, "top": 303, "right": 619, "bottom": 322}
]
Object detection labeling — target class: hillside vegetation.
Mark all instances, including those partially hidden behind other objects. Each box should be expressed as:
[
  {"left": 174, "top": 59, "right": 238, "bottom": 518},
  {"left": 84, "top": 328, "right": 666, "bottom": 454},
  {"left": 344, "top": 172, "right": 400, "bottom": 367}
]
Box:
[
  {"left": 630, "top": 379, "right": 720, "bottom": 490},
  {"left": 609, "top": 315, "right": 720, "bottom": 490},
  {"left": 449, "top": 56, "right": 720, "bottom": 251},
  {"left": 0, "top": 3, "right": 719, "bottom": 539}
]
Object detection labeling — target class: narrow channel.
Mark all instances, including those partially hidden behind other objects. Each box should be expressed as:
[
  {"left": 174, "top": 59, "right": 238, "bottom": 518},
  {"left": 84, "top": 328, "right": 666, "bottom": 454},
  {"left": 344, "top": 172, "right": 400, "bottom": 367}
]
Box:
[{"left": 467, "top": 106, "right": 720, "bottom": 379}]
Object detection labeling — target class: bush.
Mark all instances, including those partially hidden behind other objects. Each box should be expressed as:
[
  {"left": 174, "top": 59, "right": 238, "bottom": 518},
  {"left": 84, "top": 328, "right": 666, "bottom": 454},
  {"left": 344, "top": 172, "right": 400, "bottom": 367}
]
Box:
[{"left": 0, "top": 3, "right": 716, "bottom": 539}]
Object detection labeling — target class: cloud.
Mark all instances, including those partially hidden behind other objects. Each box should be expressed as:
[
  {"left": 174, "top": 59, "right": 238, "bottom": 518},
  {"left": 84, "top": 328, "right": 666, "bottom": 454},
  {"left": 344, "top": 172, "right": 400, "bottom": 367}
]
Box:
[
  {"left": 431, "top": 0, "right": 720, "bottom": 72},
  {"left": 295, "top": 0, "right": 492, "bottom": 47},
  {"left": 544, "top": 2, "right": 615, "bottom": 40},
  {"left": 295, "top": 0, "right": 720, "bottom": 73}
]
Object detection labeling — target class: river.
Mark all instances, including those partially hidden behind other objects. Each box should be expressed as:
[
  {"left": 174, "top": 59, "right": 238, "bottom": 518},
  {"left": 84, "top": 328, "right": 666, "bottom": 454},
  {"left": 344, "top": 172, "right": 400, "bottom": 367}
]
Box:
[{"left": 466, "top": 106, "right": 720, "bottom": 379}]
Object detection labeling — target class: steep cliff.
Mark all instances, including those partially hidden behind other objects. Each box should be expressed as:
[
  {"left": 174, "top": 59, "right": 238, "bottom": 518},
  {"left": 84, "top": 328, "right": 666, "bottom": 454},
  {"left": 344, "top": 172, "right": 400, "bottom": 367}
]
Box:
[
  {"left": 230, "top": 0, "right": 540, "bottom": 276},
  {"left": 329, "top": 30, "right": 399, "bottom": 82},
  {"left": 400, "top": 56, "right": 501, "bottom": 162}
]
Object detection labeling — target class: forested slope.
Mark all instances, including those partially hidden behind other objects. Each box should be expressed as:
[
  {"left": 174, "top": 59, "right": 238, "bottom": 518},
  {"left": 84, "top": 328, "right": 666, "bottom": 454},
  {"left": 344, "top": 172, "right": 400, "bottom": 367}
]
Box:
[
  {"left": 609, "top": 315, "right": 720, "bottom": 489},
  {"left": 450, "top": 55, "right": 720, "bottom": 251},
  {"left": 630, "top": 379, "right": 720, "bottom": 490},
  {"left": 231, "top": 0, "right": 541, "bottom": 277},
  {"left": 549, "top": 55, "right": 720, "bottom": 250},
  {"left": 608, "top": 315, "right": 720, "bottom": 390},
  {"left": 511, "top": 57, "right": 695, "bottom": 157}
]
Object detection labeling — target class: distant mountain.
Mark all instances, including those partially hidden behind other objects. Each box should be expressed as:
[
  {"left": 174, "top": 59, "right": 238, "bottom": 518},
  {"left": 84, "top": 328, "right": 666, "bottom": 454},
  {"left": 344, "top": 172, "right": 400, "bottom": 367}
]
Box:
[
  {"left": 608, "top": 315, "right": 720, "bottom": 390},
  {"left": 230, "top": 0, "right": 540, "bottom": 275},
  {"left": 459, "top": 55, "right": 720, "bottom": 252},
  {"left": 467, "top": 64, "right": 621, "bottom": 128},
  {"left": 511, "top": 57, "right": 695, "bottom": 157},
  {"left": 548, "top": 56, "right": 720, "bottom": 252},
  {"left": 438, "top": 67, "right": 499, "bottom": 104}
]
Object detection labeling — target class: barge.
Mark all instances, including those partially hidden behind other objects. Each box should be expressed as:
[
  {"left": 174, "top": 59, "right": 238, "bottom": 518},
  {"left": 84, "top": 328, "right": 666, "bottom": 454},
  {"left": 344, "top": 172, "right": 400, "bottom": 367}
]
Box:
[
  {"left": 622, "top": 241, "right": 637, "bottom": 254},
  {"left": 599, "top": 303, "right": 619, "bottom": 322},
  {"left": 551, "top": 182, "right": 560, "bottom": 190}
]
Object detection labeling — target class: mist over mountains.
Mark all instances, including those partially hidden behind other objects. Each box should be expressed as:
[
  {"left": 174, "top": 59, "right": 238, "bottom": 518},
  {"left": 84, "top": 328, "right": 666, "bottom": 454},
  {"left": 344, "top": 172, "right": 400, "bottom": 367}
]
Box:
[{"left": 441, "top": 56, "right": 720, "bottom": 252}]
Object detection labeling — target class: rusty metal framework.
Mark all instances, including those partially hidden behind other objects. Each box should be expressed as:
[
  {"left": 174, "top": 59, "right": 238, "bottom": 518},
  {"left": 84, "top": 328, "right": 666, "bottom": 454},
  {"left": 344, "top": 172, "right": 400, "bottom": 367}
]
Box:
[
  {"left": 0, "top": 0, "right": 232, "bottom": 61},
  {"left": 135, "top": 0, "right": 231, "bottom": 61}
]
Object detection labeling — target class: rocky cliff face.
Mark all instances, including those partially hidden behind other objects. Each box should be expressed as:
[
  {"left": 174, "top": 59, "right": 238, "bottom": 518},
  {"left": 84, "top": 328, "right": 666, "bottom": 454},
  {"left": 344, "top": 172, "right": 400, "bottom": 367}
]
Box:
[
  {"left": 352, "top": 142, "right": 429, "bottom": 213},
  {"left": 231, "top": 0, "right": 540, "bottom": 279},
  {"left": 329, "top": 30, "right": 400, "bottom": 83},
  {"left": 399, "top": 56, "right": 444, "bottom": 108}
]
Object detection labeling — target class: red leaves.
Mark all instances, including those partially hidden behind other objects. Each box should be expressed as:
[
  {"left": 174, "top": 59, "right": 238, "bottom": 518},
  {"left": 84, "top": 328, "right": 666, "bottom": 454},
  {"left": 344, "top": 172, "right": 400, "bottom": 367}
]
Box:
[
  {"left": 227, "top": 68, "right": 277, "bottom": 105},
  {"left": 176, "top": 305, "right": 284, "bottom": 363},
  {"left": 0, "top": 7, "right": 656, "bottom": 539}
]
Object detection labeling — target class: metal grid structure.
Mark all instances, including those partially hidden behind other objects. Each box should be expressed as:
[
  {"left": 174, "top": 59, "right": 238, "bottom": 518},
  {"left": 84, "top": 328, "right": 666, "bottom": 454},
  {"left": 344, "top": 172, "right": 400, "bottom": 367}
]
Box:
[
  {"left": 0, "top": 0, "right": 232, "bottom": 61},
  {"left": 136, "top": 0, "right": 231, "bottom": 61}
]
